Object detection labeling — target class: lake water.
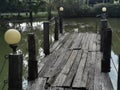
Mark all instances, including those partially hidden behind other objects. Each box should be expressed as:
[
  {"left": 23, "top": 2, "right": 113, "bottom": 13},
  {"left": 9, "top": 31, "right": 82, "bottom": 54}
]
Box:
[{"left": 0, "top": 18, "right": 120, "bottom": 90}]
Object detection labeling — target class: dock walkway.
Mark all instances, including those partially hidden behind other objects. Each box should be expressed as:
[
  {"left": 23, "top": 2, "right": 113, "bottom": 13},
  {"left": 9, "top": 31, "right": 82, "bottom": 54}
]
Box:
[{"left": 28, "top": 32, "right": 113, "bottom": 90}]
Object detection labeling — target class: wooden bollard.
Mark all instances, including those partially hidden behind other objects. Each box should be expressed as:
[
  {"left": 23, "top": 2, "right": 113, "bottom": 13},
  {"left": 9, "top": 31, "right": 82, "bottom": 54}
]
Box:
[
  {"left": 43, "top": 21, "right": 50, "bottom": 55},
  {"left": 100, "top": 19, "right": 107, "bottom": 52},
  {"left": 8, "top": 53, "right": 23, "bottom": 90},
  {"left": 28, "top": 33, "right": 38, "bottom": 81},
  {"left": 101, "top": 28, "right": 112, "bottom": 72},
  {"left": 54, "top": 17, "right": 59, "bottom": 41},
  {"left": 59, "top": 15, "right": 63, "bottom": 34},
  {"left": 117, "top": 55, "right": 120, "bottom": 90}
]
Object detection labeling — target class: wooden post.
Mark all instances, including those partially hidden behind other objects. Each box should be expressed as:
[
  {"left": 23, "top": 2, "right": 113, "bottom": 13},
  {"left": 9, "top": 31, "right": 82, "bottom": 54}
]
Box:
[
  {"left": 59, "top": 13, "right": 63, "bottom": 34},
  {"left": 117, "top": 55, "right": 120, "bottom": 90},
  {"left": 29, "top": 0, "right": 33, "bottom": 27},
  {"left": 43, "top": 21, "right": 50, "bottom": 55},
  {"left": 100, "top": 19, "right": 107, "bottom": 52},
  {"left": 54, "top": 17, "right": 59, "bottom": 41},
  {"left": 8, "top": 53, "right": 23, "bottom": 90},
  {"left": 101, "top": 28, "right": 112, "bottom": 72},
  {"left": 28, "top": 33, "right": 38, "bottom": 81}
]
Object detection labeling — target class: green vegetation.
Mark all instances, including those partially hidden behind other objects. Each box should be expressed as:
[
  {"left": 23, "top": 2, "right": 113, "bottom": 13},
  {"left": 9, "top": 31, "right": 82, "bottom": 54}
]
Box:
[
  {"left": 63, "top": 3, "right": 120, "bottom": 18},
  {"left": 1, "top": 0, "right": 120, "bottom": 19}
]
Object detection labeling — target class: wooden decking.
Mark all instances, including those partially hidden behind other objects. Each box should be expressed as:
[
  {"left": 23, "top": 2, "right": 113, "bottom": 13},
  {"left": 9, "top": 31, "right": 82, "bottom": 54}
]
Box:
[{"left": 27, "top": 32, "right": 114, "bottom": 90}]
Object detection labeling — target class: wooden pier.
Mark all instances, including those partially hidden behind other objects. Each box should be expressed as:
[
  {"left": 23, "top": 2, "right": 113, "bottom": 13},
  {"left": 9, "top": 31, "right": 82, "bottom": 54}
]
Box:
[{"left": 27, "top": 32, "right": 113, "bottom": 90}]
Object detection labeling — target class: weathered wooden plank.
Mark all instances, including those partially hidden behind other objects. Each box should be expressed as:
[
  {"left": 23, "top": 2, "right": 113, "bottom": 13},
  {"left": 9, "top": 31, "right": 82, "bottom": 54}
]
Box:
[
  {"left": 83, "top": 34, "right": 92, "bottom": 50},
  {"left": 64, "top": 88, "right": 81, "bottom": 90},
  {"left": 45, "top": 50, "right": 72, "bottom": 86},
  {"left": 70, "top": 33, "right": 82, "bottom": 49},
  {"left": 38, "top": 33, "right": 77, "bottom": 77},
  {"left": 89, "top": 34, "right": 96, "bottom": 51},
  {"left": 28, "top": 32, "right": 114, "bottom": 90},
  {"left": 79, "top": 52, "right": 92, "bottom": 88},
  {"left": 55, "top": 33, "right": 77, "bottom": 50},
  {"left": 49, "top": 87, "right": 64, "bottom": 90},
  {"left": 72, "top": 51, "right": 88, "bottom": 88},
  {"left": 45, "top": 50, "right": 72, "bottom": 78},
  {"left": 101, "top": 73, "right": 114, "bottom": 90},
  {"left": 50, "top": 33, "right": 69, "bottom": 52},
  {"left": 44, "top": 33, "right": 79, "bottom": 78},
  {"left": 27, "top": 78, "right": 47, "bottom": 90},
  {"left": 38, "top": 51, "right": 60, "bottom": 77},
  {"left": 86, "top": 52, "right": 96, "bottom": 90},
  {"left": 53, "top": 50, "right": 78, "bottom": 87},
  {"left": 94, "top": 52, "right": 102, "bottom": 90},
  {"left": 63, "top": 50, "right": 82, "bottom": 87},
  {"left": 81, "top": 33, "right": 89, "bottom": 49},
  {"left": 96, "top": 34, "right": 101, "bottom": 51}
]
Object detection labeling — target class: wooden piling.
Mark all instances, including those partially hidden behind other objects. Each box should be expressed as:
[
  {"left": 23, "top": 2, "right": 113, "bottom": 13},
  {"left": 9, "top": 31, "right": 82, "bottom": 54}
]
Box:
[
  {"left": 59, "top": 14, "right": 63, "bottom": 34},
  {"left": 100, "top": 19, "right": 107, "bottom": 52},
  {"left": 101, "top": 28, "right": 112, "bottom": 72},
  {"left": 28, "top": 33, "right": 38, "bottom": 81},
  {"left": 43, "top": 21, "right": 50, "bottom": 55},
  {"left": 8, "top": 54, "right": 23, "bottom": 90},
  {"left": 54, "top": 17, "right": 59, "bottom": 41}
]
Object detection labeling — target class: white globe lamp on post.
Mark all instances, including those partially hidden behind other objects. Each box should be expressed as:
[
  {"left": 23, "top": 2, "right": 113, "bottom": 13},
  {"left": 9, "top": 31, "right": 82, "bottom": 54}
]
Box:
[
  {"left": 59, "top": 6, "right": 64, "bottom": 34},
  {"left": 102, "top": 7, "right": 107, "bottom": 13},
  {"left": 4, "top": 29, "right": 21, "bottom": 53},
  {"left": 4, "top": 29, "right": 23, "bottom": 90}
]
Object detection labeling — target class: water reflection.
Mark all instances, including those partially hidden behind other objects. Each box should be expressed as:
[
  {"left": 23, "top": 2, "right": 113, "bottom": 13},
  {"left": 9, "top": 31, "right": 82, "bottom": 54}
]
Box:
[{"left": 64, "top": 18, "right": 99, "bottom": 33}]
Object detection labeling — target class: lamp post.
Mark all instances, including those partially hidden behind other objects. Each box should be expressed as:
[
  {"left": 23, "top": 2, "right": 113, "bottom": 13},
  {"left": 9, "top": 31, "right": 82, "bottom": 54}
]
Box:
[
  {"left": 28, "top": 0, "right": 33, "bottom": 27},
  {"left": 100, "top": 7, "right": 107, "bottom": 51},
  {"left": 4, "top": 29, "right": 23, "bottom": 90},
  {"left": 59, "top": 6, "right": 64, "bottom": 34}
]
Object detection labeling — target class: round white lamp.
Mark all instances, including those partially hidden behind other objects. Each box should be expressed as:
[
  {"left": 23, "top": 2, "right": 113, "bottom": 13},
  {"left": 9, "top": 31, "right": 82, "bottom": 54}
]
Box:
[
  {"left": 4, "top": 29, "right": 21, "bottom": 53},
  {"left": 59, "top": 7, "right": 64, "bottom": 12},
  {"left": 102, "top": 7, "right": 107, "bottom": 12}
]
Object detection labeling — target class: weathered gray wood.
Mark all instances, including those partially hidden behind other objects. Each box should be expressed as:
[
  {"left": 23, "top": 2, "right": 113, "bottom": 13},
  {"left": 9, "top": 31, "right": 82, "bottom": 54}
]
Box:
[
  {"left": 80, "top": 52, "right": 92, "bottom": 88},
  {"left": 70, "top": 33, "right": 82, "bottom": 49},
  {"left": 27, "top": 78, "right": 47, "bottom": 90},
  {"left": 63, "top": 50, "right": 82, "bottom": 87},
  {"left": 86, "top": 52, "right": 96, "bottom": 90},
  {"left": 64, "top": 88, "right": 81, "bottom": 90},
  {"left": 38, "top": 51, "right": 60, "bottom": 77},
  {"left": 39, "top": 33, "right": 78, "bottom": 77},
  {"left": 44, "top": 33, "right": 79, "bottom": 78},
  {"left": 45, "top": 50, "right": 72, "bottom": 78},
  {"left": 28, "top": 32, "right": 114, "bottom": 90},
  {"left": 50, "top": 33, "right": 69, "bottom": 52},
  {"left": 53, "top": 50, "right": 78, "bottom": 86},
  {"left": 83, "top": 34, "right": 92, "bottom": 50},
  {"left": 89, "top": 34, "right": 97, "bottom": 51},
  {"left": 102, "top": 73, "right": 114, "bottom": 90},
  {"left": 45, "top": 50, "right": 72, "bottom": 87},
  {"left": 81, "top": 33, "right": 88, "bottom": 49},
  {"left": 94, "top": 52, "right": 102, "bottom": 90},
  {"left": 49, "top": 87, "right": 64, "bottom": 90},
  {"left": 72, "top": 51, "right": 88, "bottom": 88},
  {"left": 38, "top": 33, "right": 69, "bottom": 73}
]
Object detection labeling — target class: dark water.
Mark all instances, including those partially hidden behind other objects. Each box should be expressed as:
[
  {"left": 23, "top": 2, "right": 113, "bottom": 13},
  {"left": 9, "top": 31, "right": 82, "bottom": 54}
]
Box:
[{"left": 0, "top": 18, "right": 120, "bottom": 90}]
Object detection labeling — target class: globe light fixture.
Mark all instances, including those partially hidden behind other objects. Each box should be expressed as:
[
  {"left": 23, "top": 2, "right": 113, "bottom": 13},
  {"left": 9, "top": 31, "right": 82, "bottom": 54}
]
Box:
[
  {"left": 59, "top": 7, "right": 64, "bottom": 12},
  {"left": 102, "top": 7, "right": 107, "bottom": 12},
  {"left": 4, "top": 29, "right": 21, "bottom": 53}
]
